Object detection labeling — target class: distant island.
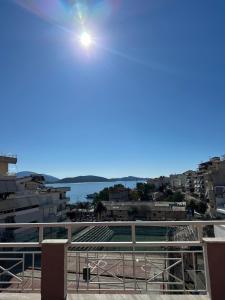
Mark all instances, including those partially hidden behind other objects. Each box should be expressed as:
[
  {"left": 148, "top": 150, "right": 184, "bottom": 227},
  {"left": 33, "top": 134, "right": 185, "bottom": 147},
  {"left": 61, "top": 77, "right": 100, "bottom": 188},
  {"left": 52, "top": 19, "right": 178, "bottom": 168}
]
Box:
[
  {"left": 58, "top": 175, "right": 148, "bottom": 183},
  {"left": 16, "top": 172, "right": 148, "bottom": 184}
]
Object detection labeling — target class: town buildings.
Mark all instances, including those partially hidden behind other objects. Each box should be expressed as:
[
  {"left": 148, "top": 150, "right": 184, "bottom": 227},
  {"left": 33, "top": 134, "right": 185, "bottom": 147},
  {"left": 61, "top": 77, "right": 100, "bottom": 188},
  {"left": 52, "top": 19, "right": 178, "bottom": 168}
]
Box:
[
  {"left": 169, "top": 171, "right": 195, "bottom": 192},
  {"left": 109, "top": 188, "right": 129, "bottom": 202},
  {"left": 147, "top": 176, "right": 169, "bottom": 189},
  {"left": 0, "top": 155, "right": 70, "bottom": 242},
  {"left": 101, "top": 201, "right": 186, "bottom": 221},
  {"left": 168, "top": 155, "right": 225, "bottom": 220}
]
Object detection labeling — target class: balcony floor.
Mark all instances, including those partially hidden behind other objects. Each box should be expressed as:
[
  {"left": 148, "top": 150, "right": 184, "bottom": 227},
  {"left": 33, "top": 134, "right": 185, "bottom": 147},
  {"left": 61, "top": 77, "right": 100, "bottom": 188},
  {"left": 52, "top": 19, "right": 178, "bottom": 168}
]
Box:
[{"left": 0, "top": 294, "right": 210, "bottom": 300}]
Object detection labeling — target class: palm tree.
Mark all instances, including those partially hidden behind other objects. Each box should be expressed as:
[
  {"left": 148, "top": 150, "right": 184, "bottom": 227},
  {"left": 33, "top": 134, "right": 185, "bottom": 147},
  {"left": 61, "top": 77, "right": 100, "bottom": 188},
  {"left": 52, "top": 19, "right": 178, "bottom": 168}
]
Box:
[{"left": 94, "top": 201, "right": 107, "bottom": 220}]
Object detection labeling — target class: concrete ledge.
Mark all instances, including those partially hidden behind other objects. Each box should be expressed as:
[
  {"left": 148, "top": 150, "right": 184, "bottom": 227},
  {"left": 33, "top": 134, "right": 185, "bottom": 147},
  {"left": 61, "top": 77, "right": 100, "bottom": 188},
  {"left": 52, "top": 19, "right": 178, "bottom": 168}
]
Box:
[
  {"left": 42, "top": 239, "right": 68, "bottom": 244},
  {"left": 203, "top": 237, "right": 225, "bottom": 243},
  {"left": 0, "top": 294, "right": 210, "bottom": 300}
]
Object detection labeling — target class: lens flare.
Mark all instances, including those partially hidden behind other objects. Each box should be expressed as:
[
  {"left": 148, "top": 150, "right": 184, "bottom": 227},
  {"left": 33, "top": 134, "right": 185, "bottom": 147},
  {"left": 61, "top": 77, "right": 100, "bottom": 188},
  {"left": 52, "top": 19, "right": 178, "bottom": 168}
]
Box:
[{"left": 79, "top": 32, "right": 92, "bottom": 48}]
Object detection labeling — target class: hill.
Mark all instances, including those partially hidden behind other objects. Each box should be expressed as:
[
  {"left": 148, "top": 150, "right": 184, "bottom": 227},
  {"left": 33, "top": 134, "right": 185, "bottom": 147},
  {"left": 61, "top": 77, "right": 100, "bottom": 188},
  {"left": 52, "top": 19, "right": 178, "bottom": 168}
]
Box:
[
  {"left": 58, "top": 175, "right": 147, "bottom": 183},
  {"left": 58, "top": 175, "right": 108, "bottom": 183},
  {"left": 16, "top": 173, "right": 147, "bottom": 184},
  {"left": 110, "top": 176, "right": 148, "bottom": 182}
]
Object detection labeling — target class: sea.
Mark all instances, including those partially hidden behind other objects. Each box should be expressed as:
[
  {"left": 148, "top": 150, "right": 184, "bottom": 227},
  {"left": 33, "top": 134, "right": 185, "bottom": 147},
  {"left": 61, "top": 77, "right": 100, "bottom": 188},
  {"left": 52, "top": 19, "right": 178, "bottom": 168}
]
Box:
[{"left": 47, "top": 180, "right": 145, "bottom": 203}]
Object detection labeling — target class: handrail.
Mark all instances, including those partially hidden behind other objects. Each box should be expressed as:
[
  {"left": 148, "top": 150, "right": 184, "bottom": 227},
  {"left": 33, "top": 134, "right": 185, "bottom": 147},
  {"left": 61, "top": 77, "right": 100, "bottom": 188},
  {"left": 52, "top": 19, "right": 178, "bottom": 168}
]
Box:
[
  {"left": 0, "top": 220, "right": 221, "bottom": 245},
  {"left": 0, "top": 241, "right": 201, "bottom": 248},
  {"left": 0, "top": 242, "right": 40, "bottom": 248},
  {"left": 0, "top": 220, "right": 224, "bottom": 227}
]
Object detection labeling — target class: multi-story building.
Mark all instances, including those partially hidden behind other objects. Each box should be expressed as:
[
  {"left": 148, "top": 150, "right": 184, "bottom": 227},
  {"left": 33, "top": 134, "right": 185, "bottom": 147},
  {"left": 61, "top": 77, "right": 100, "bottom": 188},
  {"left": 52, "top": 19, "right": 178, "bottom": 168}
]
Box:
[
  {"left": 102, "top": 201, "right": 186, "bottom": 221},
  {"left": 148, "top": 176, "right": 170, "bottom": 189},
  {"left": 0, "top": 154, "right": 70, "bottom": 242},
  {"left": 194, "top": 157, "right": 221, "bottom": 199},
  {"left": 169, "top": 174, "right": 184, "bottom": 190},
  {"left": 169, "top": 171, "right": 195, "bottom": 192},
  {"left": 204, "top": 158, "right": 225, "bottom": 217},
  {"left": 184, "top": 170, "right": 196, "bottom": 193}
]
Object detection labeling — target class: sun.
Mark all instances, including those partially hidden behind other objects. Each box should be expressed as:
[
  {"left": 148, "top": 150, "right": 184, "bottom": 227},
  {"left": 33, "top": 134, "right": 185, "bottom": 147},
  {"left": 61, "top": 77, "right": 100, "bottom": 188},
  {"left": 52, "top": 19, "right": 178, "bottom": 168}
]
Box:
[{"left": 79, "top": 32, "right": 92, "bottom": 48}]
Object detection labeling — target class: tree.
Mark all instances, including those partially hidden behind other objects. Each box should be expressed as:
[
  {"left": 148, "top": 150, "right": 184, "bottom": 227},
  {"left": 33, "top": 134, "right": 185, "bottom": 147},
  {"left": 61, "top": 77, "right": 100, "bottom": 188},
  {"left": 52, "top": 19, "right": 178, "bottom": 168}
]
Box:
[
  {"left": 186, "top": 199, "right": 207, "bottom": 216},
  {"left": 172, "top": 192, "right": 185, "bottom": 202},
  {"left": 128, "top": 207, "right": 138, "bottom": 220},
  {"left": 129, "top": 190, "right": 139, "bottom": 201},
  {"left": 93, "top": 184, "right": 127, "bottom": 204},
  {"left": 94, "top": 201, "right": 107, "bottom": 220},
  {"left": 136, "top": 183, "right": 155, "bottom": 201},
  {"left": 186, "top": 199, "right": 195, "bottom": 217},
  {"left": 195, "top": 201, "right": 207, "bottom": 214},
  {"left": 166, "top": 191, "right": 184, "bottom": 202}
]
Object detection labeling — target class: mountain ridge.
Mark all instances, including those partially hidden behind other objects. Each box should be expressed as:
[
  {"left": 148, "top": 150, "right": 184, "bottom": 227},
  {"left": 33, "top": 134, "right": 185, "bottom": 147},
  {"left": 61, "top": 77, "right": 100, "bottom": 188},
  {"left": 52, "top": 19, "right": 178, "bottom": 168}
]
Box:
[
  {"left": 58, "top": 175, "right": 148, "bottom": 183},
  {"left": 17, "top": 172, "right": 148, "bottom": 183}
]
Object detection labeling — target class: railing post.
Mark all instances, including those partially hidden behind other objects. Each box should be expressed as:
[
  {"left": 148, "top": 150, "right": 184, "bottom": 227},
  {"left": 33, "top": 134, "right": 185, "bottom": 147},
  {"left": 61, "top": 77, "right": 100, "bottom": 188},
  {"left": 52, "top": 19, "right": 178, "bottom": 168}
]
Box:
[
  {"left": 41, "top": 239, "right": 68, "bottom": 300},
  {"left": 67, "top": 225, "right": 72, "bottom": 243},
  {"left": 39, "top": 225, "right": 44, "bottom": 242},
  {"left": 131, "top": 224, "right": 136, "bottom": 246},
  {"left": 131, "top": 224, "right": 136, "bottom": 290},
  {"left": 196, "top": 225, "right": 203, "bottom": 240},
  {"left": 202, "top": 238, "right": 225, "bottom": 300}
]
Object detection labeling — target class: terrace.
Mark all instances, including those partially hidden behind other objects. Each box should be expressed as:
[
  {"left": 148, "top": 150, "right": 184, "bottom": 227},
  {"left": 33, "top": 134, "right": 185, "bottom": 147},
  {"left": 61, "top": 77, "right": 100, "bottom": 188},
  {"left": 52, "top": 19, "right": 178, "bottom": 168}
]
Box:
[{"left": 0, "top": 221, "right": 224, "bottom": 300}]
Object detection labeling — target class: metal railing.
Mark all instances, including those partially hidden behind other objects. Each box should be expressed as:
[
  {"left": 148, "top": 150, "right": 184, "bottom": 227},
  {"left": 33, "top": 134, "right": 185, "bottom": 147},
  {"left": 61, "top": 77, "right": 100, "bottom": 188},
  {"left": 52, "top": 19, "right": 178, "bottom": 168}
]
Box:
[
  {"left": 0, "top": 250, "right": 41, "bottom": 292},
  {"left": 0, "top": 220, "right": 223, "bottom": 245},
  {"left": 0, "top": 220, "right": 223, "bottom": 294},
  {"left": 67, "top": 249, "right": 206, "bottom": 293}
]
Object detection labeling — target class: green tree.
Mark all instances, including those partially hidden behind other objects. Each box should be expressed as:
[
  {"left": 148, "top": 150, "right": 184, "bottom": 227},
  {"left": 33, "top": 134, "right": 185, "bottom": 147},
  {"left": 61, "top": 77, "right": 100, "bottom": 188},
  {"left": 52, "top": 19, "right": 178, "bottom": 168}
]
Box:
[
  {"left": 94, "top": 201, "right": 107, "bottom": 220},
  {"left": 166, "top": 191, "right": 184, "bottom": 202},
  {"left": 136, "top": 183, "right": 155, "bottom": 201},
  {"left": 195, "top": 201, "right": 207, "bottom": 214},
  {"left": 129, "top": 190, "right": 139, "bottom": 201}
]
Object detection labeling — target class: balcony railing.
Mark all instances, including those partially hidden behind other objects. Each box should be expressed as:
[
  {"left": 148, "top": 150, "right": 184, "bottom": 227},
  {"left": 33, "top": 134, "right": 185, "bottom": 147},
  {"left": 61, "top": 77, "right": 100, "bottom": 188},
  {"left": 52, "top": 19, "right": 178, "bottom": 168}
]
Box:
[
  {"left": 0, "top": 221, "right": 224, "bottom": 299},
  {"left": 67, "top": 249, "right": 206, "bottom": 293}
]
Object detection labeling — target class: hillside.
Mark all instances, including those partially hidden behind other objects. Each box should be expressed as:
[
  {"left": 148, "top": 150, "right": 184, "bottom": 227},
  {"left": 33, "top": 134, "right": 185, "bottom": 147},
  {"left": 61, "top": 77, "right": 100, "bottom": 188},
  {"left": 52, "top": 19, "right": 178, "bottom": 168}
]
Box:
[
  {"left": 110, "top": 176, "right": 148, "bottom": 182},
  {"left": 58, "top": 175, "right": 108, "bottom": 183},
  {"left": 58, "top": 175, "right": 147, "bottom": 183},
  {"left": 16, "top": 173, "right": 147, "bottom": 184}
]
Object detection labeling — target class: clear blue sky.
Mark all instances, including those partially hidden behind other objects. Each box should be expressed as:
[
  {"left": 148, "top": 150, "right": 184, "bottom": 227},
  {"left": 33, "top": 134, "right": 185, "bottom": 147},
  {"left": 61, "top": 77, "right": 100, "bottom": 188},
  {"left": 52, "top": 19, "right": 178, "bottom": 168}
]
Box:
[{"left": 1, "top": 0, "right": 225, "bottom": 178}]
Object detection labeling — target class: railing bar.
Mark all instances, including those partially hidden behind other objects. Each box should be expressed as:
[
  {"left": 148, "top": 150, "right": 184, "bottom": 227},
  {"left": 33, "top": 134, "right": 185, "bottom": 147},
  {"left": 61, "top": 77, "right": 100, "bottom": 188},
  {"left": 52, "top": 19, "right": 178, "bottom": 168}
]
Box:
[
  {"left": 88, "top": 281, "right": 134, "bottom": 285},
  {"left": 123, "top": 252, "right": 125, "bottom": 291},
  {"left": 132, "top": 249, "right": 136, "bottom": 290},
  {"left": 32, "top": 253, "right": 34, "bottom": 291},
  {"left": 67, "top": 250, "right": 204, "bottom": 254},
  {"left": 22, "top": 253, "right": 25, "bottom": 292},
  {"left": 0, "top": 281, "right": 23, "bottom": 284},
  {"left": 67, "top": 225, "right": 72, "bottom": 243},
  {"left": 70, "top": 241, "right": 202, "bottom": 247},
  {"left": 97, "top": 251, "right": 100, "bottom": 293},
  {"left": 86, "top": 250, "right": 89, "bottom": 291},
  {"left": 67, "top": 287, "right": 207, "bottom": 292},
  {"left": 144, "top": 253, "right": 147, "bottom": 292},
  {"left": 0, "top": 220, "right": 224, "bottom": 226},
  {"left": 203, "top": 242, "right": 211, "bottom": 297},
  {"left": 0, "top": 258, "right": 23, "bottom": 261},
  {"left": 76, "top": 252, "right": 79, "bottom": 291},
  {"left": 181, "top": 252, "right": 185, "bottom": 292},
  {"left": 192, "top": 251, "right": 197, "bottom": 291},
  {"left": 0, "top": 243, "right": 40, "bottom": 248},
  {"left": 39, "top": 225, "right": 44, "bottom": 243},
  {"left": 147, "top": 281, "right": 186, "bottom": 285}
]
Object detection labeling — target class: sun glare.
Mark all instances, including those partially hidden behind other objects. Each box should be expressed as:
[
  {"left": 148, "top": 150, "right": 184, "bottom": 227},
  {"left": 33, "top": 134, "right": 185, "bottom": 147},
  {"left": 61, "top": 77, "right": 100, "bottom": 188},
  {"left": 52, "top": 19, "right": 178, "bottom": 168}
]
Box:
[{"left": 79, "top": 32, "right": 92, "bottom": 48}]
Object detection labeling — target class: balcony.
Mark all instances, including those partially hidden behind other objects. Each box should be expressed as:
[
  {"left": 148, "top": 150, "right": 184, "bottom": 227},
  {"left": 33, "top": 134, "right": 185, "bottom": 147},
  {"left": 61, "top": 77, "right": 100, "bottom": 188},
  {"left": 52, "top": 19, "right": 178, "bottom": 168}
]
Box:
[{"left": 0, "top": 221, "right": 224, "bottom": 300}]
